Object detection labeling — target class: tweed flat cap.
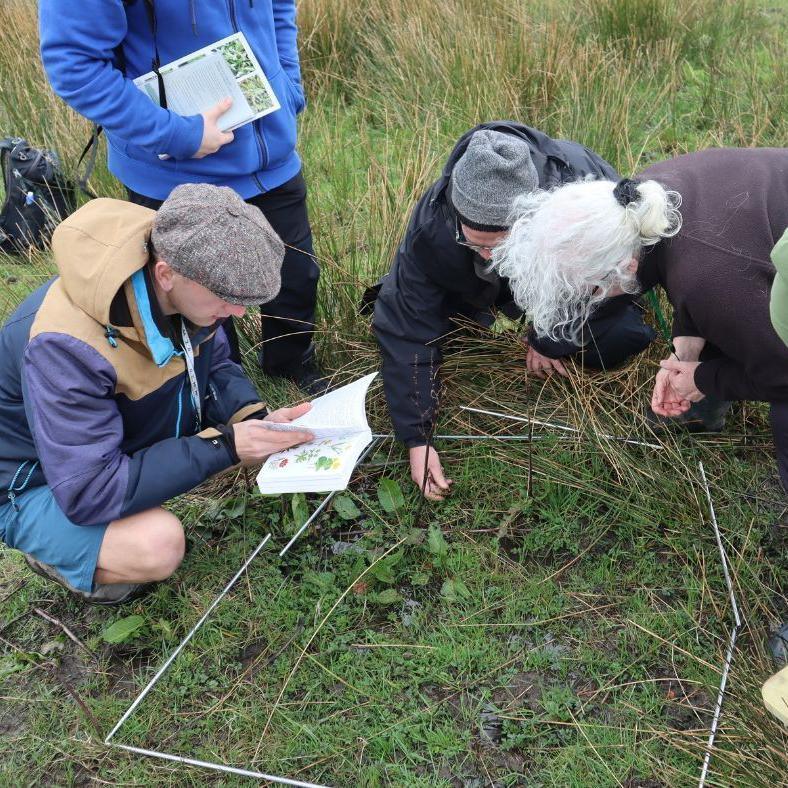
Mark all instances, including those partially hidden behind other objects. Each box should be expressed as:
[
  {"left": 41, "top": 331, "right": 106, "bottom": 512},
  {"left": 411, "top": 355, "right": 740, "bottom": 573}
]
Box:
[{"left": 151, "top": 184, "right": 284, "bottom": 305}]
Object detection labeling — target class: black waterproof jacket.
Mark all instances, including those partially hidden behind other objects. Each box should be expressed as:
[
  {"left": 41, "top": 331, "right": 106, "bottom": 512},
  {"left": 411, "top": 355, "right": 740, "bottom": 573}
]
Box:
[{"left": 372, "top": 121, "right": 621, "bottom": 447}]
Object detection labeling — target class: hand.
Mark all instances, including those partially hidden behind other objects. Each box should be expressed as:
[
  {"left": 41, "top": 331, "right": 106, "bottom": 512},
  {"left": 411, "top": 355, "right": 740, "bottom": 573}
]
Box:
[
  {"left": 526, "top": 346, "right": 568, "bottom": 379},
  {"left": 264, "top": 401, "right": 312, "bottom": 423},
  {"left": 651, "top": 367, "right": 691, "bottom": 417},
  {"left": 659, "top": 358, "right": 705, "bottom": 403},
  {"left": 193, "top": 97, "right": 235, "bottom": 159},
  {"left": 409, "top": 445, "right": 453, "bottom": 501},
  {"left": 232, "top": 419, "right": 313, "bottom": 465}
]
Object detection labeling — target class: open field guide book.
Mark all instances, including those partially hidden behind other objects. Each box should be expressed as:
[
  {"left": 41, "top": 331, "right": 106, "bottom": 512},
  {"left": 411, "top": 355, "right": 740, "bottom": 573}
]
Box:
[
  {"left": 256, "top": 373, "right": 378, "bottom": 495},
  {"left": 133, "top": 32, "right": 280, "bottom": 132}
]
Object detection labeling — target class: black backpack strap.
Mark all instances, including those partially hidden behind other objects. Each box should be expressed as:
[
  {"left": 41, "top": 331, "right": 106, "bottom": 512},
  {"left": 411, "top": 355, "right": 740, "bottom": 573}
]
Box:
[
  {"left": 76, "top": 127, "right": 101, "bottom": 198},
  {"left": 143, "top": 0, "right": 168, "bottom": 110}
]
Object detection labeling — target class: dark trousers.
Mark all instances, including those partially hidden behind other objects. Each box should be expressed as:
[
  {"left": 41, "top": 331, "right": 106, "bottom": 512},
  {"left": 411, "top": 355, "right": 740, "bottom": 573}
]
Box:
[
  {"left": 527, "top": 301, "right": 656, "bottom": 371},
  {"left": 769, "top": 402, "right": 788, "bottom": 492},
  {"left": 127, "top": 171, "right": 318, "bottom": 373}
]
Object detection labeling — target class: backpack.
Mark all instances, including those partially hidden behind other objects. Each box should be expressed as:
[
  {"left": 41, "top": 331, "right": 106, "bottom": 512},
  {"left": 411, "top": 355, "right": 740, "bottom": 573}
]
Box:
[{"left": 0, "top": 137, "right": 76, "bottom": 254}]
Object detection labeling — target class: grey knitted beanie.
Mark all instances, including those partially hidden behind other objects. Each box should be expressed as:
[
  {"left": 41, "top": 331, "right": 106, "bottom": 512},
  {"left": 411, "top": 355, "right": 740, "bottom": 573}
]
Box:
[
  {"left": 151, "top": 183, "right": 284, "bottom": 305},
  {"left": 450, "top": 130, "right": 539, "bottom": 231}
]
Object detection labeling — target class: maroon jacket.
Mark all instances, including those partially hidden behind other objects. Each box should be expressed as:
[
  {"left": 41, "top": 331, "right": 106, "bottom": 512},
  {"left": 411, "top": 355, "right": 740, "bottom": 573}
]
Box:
[{"left": 637, "top": 147, "right": 788, "bottom": 402}]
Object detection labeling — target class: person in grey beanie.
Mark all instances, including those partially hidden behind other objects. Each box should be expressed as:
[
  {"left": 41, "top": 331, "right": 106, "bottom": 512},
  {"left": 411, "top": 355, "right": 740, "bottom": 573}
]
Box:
[
  {"left": 367, "top": 122, "right": 655, "bottom": 500},
  {"left": 0, "top": 185, "right": 314, "bottom": 605}
]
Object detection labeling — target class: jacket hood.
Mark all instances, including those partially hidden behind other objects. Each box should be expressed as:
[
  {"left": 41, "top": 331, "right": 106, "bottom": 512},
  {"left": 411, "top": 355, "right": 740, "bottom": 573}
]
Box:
[{"left": 50, "top": 198, "right": 156, "bottom": 326}]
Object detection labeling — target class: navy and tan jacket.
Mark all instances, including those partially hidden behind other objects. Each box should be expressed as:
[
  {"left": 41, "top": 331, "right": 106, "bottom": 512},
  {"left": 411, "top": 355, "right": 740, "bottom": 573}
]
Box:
[{"left": 0, "top": 199, "right": 265, "bottom": 525}]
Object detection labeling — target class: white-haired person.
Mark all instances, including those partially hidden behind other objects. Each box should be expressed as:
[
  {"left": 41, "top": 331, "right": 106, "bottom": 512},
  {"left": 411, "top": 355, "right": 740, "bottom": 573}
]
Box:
[{"left": 492, "top": 147, "right": 788, "bottom": 490}]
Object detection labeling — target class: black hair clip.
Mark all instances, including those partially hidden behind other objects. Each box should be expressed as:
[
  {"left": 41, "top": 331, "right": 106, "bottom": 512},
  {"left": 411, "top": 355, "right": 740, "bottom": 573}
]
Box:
[{"left": 613, "top": 178, "right": 641, "bottom": 207}]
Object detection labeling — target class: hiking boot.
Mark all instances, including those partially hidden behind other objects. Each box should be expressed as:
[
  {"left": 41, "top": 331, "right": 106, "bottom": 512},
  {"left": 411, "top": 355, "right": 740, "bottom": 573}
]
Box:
[
  {"left": 264, "top": 358, "right": 331, "bottom": 397},
  {"left": 768, "top": 620, "right": 788, "bottom": 666},
  {"left": 647, "top": 397, "right": 732, "bottom": 434},
  {"left": 291, "top": 358, "right": 332, "bottom": 397},
  {"left": 24, "top": 555, "right": 149, "bottom": 606}
]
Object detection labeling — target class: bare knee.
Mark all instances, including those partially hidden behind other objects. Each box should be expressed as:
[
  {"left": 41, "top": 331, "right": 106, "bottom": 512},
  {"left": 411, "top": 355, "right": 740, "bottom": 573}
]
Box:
[{"left": 138, "top": 510, "right": 185, "bottom": 581}]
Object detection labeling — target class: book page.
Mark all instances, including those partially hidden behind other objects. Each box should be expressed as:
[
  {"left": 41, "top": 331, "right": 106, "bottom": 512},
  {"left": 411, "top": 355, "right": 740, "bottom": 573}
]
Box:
[
  {"left": 256, "top": 431, "right": 372, "bottom": 494},
  {"left": 265, "top": 372, "right": 378, "bottom": 438},
  {"left": 152, "top": 52, "right": 253, "bottom": 129},
  {"left": 133, "top": 32, "right": 280, "bottom": 133}
]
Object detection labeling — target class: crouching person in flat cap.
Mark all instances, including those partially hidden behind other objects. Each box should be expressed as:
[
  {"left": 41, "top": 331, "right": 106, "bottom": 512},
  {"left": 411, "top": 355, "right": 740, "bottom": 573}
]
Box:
[
  {"left": 369, "top": 123, "right": 655, "bottom": 500},
  {"left": 0, "top": 184, "right": 314, "bottom": 605}
]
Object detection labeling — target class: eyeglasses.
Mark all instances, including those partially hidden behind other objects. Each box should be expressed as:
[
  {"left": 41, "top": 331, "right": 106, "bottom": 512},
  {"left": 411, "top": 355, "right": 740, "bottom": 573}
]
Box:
[{"left": 454, "top": 217, "right": 503, "bottom": 255}]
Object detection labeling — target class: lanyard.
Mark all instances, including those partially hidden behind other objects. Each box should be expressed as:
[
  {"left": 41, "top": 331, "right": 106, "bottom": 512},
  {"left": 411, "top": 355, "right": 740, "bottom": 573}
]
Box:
[{"left": 180, "top": 320, "right": 202, "bottom": 431}]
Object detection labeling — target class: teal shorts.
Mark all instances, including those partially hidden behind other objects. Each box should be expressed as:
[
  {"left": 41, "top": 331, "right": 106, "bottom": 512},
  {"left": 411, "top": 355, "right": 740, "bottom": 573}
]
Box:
[{"left": 0, "top": 486, "right": 108, "bottom": 593}]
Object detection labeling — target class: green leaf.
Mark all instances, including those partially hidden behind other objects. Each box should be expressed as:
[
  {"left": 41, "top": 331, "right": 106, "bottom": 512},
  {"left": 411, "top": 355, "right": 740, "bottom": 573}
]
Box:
[
  {"left": 377, "top": 478, "right": 405, "bottom": 513},
  {"left": 152, "top": 618, "right": 175, "bottom": 640},
  {"left": 427, "top": 526, "right": 449, "bottom": 563},
  {"left": 373, "top": 589, "right": 401, "bottom": 605},
  {"left": 410, "top": 571, "right": 431, "bottom": 586},
  {"left": 440, "top": 579, "right": 471, "bottom": 602},
  {"left": 220, "top": 496, "right": 246, "bottom": 519},
  {"left": 303, "top": 571, "right": 336, "bottom": 595},
  {"left": 370, "top": 550, "right": 403, "bottom": 585},
  {"left": 291, "top": 493, "right": 309, "bottom": 527},
  {"left": 405, "top": 528, "right": 425, "bottom": 545},
  {"left": 334, "top": 494, "right": 361, "bottom": 520},
  {"left": 102, "top": 615, "right": 146, "bottom": 644}
]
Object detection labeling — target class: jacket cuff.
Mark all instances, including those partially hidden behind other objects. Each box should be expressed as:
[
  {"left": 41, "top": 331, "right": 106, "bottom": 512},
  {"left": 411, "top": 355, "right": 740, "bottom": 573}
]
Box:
[
  {"left": 230, "top": 402, "right": 268, "bottom": 424},
  {"left": 214, "top": 424, "right": 240, "bottom": 465},
  {"left": 694, "top": 360, "right": 723, "bottom": 399},
  {"left": 166, "top": 114, "right": 204, "bottom": 159}
]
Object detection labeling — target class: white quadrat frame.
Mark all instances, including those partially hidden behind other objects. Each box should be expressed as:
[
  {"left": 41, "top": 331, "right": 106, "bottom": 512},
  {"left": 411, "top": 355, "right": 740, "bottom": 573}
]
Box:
[{"left": 103, "top": 425, "right": 740, "bottom": 786}]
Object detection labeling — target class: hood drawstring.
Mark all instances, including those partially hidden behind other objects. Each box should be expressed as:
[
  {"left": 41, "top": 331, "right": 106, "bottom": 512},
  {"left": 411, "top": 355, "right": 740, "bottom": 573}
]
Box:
[
  {"left": 105, "top": 325, "right": 119, "bottom": 348},
  {"left": 190, "top": 0, "right": 197, "bottom": 34},
  {"left": 7, "top": 460, "right": 39, "bottom": 512}
]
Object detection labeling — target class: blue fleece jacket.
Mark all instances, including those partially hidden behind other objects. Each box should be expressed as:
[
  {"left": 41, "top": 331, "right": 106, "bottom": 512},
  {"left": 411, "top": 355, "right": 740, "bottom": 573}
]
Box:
[{"left": 39, "top": 0, "right": 305, "bottom": 199}]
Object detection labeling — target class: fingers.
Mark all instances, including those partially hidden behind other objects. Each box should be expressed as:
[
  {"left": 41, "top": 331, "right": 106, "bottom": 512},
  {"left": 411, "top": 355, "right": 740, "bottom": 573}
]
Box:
[
  {"left": 277, "top": 429, "right": 314, "bottom": 448},
  {"left": 410, "top": 446, "right": 453, "bottom": 501},
  {"left": 659, "top": 358, "right": 684, "bottom": 372},
  {"left": 265, "top": 401, "right": 312, "bottom": 423},
  {"left": 651, "top": 371, "right": 668, "bottom": 413},
  {"left": 427, "top": 455, "right": 453, "bottom": 493},
  {"left": 285, "top": 402, "right": 312, "bottom": 419},
  {"left": 551, "top": 358, "right": 569, "bottom": 377},
  {"left": 247, "top": 421, "right": 313, "bottom": 446},
  {"left": 206, "top": 96, "right": 233, "bottom": 121},
  {"left": 527, "top": 353, "right": 546, "bottom": 379}
]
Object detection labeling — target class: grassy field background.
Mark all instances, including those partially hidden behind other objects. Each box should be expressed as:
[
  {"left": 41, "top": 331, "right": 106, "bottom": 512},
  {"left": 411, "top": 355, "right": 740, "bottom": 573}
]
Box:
[{"left": 1, "top": 0, "right": 787, "bottom": 785}]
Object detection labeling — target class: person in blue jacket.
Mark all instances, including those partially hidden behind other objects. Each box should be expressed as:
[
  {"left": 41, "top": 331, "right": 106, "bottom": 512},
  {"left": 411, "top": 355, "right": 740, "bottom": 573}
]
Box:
[
  {"left": 0, "top": 185, "right": 313, "bottom": 605},
  {"left": 38, "top": 0, "right": 325, "bottom": 392}
]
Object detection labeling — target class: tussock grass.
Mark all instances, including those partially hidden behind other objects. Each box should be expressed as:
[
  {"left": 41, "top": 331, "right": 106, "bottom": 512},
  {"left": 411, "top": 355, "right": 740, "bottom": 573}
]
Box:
[{"left": 0, "top": 0, "right": 786, "bottom": 785}]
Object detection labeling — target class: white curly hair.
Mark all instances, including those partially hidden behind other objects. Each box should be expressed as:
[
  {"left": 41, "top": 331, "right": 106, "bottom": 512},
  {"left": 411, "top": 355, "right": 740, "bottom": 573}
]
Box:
[{"left": 492, "top": 177, "right": 682, "bottom": 344}]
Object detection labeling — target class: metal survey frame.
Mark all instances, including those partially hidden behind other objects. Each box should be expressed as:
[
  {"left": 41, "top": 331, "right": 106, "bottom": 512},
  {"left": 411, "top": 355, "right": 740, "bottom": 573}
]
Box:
[
  {"left": 103, "top": 438, "right": 739, "bottom": 785},
  {"left": 697, "top": 462, "right": 742, "bottom": 788},
  {"left": 103, "top": 527, "right": 333, "bottom": 788},
  {"left": 102, "top": 440, "right": 385, "bottom": 786}
]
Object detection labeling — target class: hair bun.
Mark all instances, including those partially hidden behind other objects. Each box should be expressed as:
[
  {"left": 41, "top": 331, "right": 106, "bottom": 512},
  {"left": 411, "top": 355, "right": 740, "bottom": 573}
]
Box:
[{"left": 613, "top": 178, "right": 642, "bottom": 207}]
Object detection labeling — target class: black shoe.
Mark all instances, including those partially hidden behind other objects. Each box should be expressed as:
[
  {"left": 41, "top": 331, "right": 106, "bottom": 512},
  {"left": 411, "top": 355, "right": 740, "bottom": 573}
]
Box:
[
  {"left": 292, "top": 360, "right": 332, "bottom": 397},
  {"left": 266, "top": 358, "right": 331, "bottom": 397},
  {"left": 769, "top": 620, "right": 788, "bottom": 666},
  {"left": 647, "top": 397, "right": 732, "bottom": 434},
  {"left": 25, "top": 555, "right": 150, "bottom": 606}
]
